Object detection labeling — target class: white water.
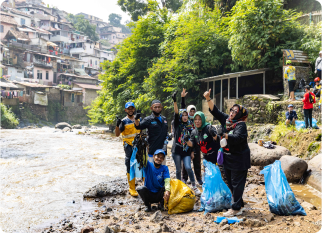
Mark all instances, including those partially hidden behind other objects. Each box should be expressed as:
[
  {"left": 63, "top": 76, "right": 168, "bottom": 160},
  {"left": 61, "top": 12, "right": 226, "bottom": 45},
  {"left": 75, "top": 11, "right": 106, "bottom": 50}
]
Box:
[{"left": 0, "top": 128, "right": 125, "bottom": 233}]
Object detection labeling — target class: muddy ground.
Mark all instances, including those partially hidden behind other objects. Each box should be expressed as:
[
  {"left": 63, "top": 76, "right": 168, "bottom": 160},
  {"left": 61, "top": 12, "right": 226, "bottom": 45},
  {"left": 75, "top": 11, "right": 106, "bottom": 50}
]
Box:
[{"left": 40, "top": 150, "right": 322, "bottom": 233}]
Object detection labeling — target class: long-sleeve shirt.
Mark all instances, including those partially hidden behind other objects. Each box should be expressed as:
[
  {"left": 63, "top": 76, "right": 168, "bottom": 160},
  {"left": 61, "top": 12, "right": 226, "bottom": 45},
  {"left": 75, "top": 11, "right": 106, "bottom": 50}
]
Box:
[
  {"left": 302, "top": 92, "right": 316, "bottom": 109},
  {"left": 285, "top": 110, "right": 298, "bottom": 121},
  {"left": 315, "top": 57, "right": 322, "bottom": 71},
  {"left": 143, "top": 161, "right": 170, "bottom": 193}
]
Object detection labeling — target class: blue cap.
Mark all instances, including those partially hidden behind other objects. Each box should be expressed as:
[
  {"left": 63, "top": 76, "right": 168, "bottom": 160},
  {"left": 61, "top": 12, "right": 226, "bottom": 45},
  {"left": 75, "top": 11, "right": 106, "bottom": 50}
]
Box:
[
  {"left": 288, "top": 104, "right": 293, "bottom": 108},
  {"left": 125, "top": 102, "right": 135, "bottom": 109},
  {"left": 154, "top": 149, "right": 165, "bottom": 155}
]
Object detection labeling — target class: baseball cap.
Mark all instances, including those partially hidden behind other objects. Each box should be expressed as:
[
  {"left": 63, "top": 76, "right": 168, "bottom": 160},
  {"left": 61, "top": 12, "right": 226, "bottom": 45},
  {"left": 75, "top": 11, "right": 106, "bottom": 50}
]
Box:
[
  {"left": 125, "top": 102, "right": 135, "bottom": 109},
  {"left": 288, "top": 104, "right": 293, "bottom": 108},
  {"left": 304, "top": 85, "right": 310, "bottom": 90},
  {"left": 154, "top": 149, "right": 165, "bottom": 156}
]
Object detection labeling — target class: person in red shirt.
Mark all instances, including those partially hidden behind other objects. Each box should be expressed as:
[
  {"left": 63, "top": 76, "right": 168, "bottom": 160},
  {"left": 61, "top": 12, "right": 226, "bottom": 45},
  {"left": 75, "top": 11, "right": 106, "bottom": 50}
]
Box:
[{"left": 302, "top": 85, "right": 316, "bottom": 129}]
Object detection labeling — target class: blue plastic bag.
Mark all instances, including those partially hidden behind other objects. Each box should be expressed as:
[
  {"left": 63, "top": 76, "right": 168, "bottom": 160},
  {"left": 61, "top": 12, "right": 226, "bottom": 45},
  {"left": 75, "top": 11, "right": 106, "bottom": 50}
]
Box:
[
  {"left": 215, "top": 216, "right": 243, "bottom": 224},
  {"left": 295, "top": 118, "right": 318, "bottom": 130},
  {"left": 260, "top": 161, "right": 306, "bottom": 216},
  {"left": 199, "top": 160, "right": 232, "bottom": 213},
  {"left": 129, "top": 147, "right": 145, "bottom": 181}
]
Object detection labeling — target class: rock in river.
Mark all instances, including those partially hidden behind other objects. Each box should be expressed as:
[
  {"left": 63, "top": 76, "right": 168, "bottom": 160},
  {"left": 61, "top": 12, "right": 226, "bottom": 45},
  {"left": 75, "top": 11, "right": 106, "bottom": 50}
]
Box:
[
  {"left": 83, "top": 178, "right": 128, "bottom": 198},
  {"left": 249, "top": 143, "right": 291, "bottom": 166},
  {"left": 72, "top": 124, "right": 82, "bottom": 129},
  {"left": 55, "top": 122, "right": 71, "bottom": 129},
  {"left": 307, "top": 153, "right": 322, "bottom": 192},
  {"left": 280, "top": 155, "right": 308, "bottom": 182}
]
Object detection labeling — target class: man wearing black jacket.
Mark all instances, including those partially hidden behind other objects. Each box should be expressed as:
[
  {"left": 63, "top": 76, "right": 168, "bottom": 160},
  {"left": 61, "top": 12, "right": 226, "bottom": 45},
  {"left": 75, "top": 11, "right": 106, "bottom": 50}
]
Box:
[{"left": 134, "top": 100, "right": 168, "bottom": 165}]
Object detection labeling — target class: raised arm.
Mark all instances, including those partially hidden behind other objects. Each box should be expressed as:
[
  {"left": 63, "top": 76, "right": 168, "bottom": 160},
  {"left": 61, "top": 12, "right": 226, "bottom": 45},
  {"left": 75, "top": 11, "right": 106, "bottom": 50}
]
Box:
[
  {"left": 172, "top": 91, "right": 179, "bottom": 114},
  {"left": 203, "top": 89, "right": 228, "bottom": 126},
  {"left": 181, "top": 88, "right": 188, "bottom": 109}
]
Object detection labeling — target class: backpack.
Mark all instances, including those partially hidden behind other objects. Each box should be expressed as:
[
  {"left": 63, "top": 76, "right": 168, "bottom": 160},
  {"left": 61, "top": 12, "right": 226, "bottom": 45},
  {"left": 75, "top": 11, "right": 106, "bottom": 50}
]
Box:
[
  {"left": 299, "top": 79, "right": 306, "bottom": 89},
  {"left": 309, "top": 92, "right": 314, "bottom": 104}
]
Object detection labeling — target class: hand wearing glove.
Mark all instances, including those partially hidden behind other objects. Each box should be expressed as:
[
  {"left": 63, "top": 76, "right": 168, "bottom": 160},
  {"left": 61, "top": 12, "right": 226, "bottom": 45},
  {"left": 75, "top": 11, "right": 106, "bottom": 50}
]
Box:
[
  {"left": 135, "top": 110, "right": 141, "bottom": 120},
  {"left": 167, "top": 133, "right": 173, "bottom": 141},
  {"left": 172, "top": 91, "right": 177, "bottom": 102},
  {"left": 184, "top": 134, "right": 190, "bottom": 142},
  {"left": 116, "top": 118, "right": 122, "bottom": 127},
  {"left": 216, "top": 125, "right": 223, "bottom": 136}
]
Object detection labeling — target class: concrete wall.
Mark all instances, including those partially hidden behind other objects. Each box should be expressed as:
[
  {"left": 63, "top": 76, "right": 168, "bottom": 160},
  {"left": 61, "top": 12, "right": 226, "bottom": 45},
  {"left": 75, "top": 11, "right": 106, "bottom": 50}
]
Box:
[
  {"left": 1, "top": 22, "right": 14, "bottom": 40},
  {"left": 83, "top": 88, "right": 98, "bottom": 106},
  {"left": 13, "top": 15, "right": 32, "bottom": 26},
  {"left": 81, "top": 56, "right": 100, "bottom": 70},
  {"left": 33, "top": 67, "right": 53, "bottom": 82},
  {"left": 1, "top": 98, "right": 19, "bottom": 106},
  {"left": 283, "top": 66, "right": 310, "bottom": 97},
  {"left": 57, "top": 106, "right": 89, "bottom": 124},
  {"left": 8, "top": 67, "right": 24, "bottom": 81}
]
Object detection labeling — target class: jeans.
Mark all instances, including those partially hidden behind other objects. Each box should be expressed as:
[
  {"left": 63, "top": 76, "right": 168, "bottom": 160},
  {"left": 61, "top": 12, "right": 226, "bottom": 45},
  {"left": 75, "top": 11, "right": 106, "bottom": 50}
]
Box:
[
  {"left": 224, "top": 167, "right": 248, "bottom": 210},
  {"left": 124, "top": 143, "right": 133, "bottom": 174},
  {"left": 304, "top": 109, "right": 313, "bottom": 128},
  {"left": 172, "top": 153, "right": 195, "bottom": 183},
  {"left": 137, "top": 186, "right": 165, "bottom": 206},
  {"left": 182, "top": 149, "right": 202, "bottom": 182}
]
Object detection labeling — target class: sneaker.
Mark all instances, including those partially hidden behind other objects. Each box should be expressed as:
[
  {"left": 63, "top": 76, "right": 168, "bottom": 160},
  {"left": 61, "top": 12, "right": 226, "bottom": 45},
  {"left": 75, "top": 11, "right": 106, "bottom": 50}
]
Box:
[
  {"left": 192, "top": 186, "right": 201, "bottom": 196},
  {"left": 197, "top": 179, "right": 203, "bottom": 185},
  {"left": 223, "top": 209, "right": 240, "bottom": 217},
  {"left": 187, "top": 180, "right": 191, "bottom": 184}
]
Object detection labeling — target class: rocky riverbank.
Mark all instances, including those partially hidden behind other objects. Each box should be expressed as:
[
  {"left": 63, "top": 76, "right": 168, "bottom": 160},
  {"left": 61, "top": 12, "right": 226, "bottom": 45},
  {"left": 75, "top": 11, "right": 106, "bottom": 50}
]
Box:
[{"left": 40, "top": 156, "right": 321, "bottom": 233}]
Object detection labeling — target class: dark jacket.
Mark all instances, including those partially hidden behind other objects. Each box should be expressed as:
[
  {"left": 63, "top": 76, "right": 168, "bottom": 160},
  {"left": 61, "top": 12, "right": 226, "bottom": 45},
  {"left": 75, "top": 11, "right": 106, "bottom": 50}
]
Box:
[
  {"left": 209, "top": 105, "right": 250, "bottom": 171},
  {"left": 135, "top": 113, "right": 168, "bottom": 155},
  {"left": 171, "top": 113, "right": 192, "bottom": 156},
  {"left": 190, "top": 125, "right": 220, "bottom": 164},
  {"left": 285, "top": 110, "right": 298, "bottom": 121}
]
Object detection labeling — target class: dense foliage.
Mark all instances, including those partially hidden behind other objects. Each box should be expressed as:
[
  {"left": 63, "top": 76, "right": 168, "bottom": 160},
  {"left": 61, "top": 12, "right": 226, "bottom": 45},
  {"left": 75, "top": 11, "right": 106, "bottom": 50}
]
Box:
[
  {"left": 67, "top": 14, "right": 99, "bottom": 41},
  {"left": 88, "top": 0, "right": 321, "bottom": 124},
  {"left": 108, "top": 13, "right": 132, "bottom": 34},
  {"left": 1, "top": 103, "right": 19, "bottom": 129}
]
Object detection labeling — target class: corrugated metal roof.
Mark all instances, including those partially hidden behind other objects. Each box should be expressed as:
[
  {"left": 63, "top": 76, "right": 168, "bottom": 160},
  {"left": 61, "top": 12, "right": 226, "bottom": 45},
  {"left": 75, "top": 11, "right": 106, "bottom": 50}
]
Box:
[{"left": 73, "top": 83, "right": 102, "bottom": 90}]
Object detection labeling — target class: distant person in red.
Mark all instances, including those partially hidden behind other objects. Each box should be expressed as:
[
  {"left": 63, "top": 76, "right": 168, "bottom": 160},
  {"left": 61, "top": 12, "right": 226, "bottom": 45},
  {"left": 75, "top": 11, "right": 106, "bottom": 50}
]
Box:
[{"left": 302, "top": 85, "right": 316, "bottom": 129}]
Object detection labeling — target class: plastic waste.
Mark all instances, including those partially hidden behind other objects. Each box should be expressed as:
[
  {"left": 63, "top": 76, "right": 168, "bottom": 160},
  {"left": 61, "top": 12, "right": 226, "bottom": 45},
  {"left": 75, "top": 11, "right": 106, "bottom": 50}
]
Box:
[
  {"left": 215, "top": 216, "right": 243, "bottom": 224},
  {"left": 129, "top": 147, "right": 145, "bottom": 181},
  {"left": 199, "top": 160, "right": 232, "bottom": 213},
  {"left": 217, "top": 148, "right": 224, "bottom": 165},
  {"left": 166, "top": 179, "right": 195, "bottom": 215},
  {"left": 295, "top": 118, "right": 318, "bottom": 130},
  {"left": 260, "top": 160, "right": 306, "bottom": 216},
  {"left": 220, "top": 138, "right": 227, "bottom": 147}
]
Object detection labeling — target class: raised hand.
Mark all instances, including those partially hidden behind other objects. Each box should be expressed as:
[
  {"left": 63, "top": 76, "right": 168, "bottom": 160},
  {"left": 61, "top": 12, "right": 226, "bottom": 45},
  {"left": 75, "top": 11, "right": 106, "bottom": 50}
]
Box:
[
  {"left": 116, "top": 118, "right": 122, "bottom": 127},
  {"left": 135, "top": 110, "right": 141, "bottom": 120},
  {"left": 181, "top": 88, "right": 188, "bottom": 97},
  {"left": 203, "top": 89, "right": 211, "bottom": 100},
  {"left": 172, "top": 91, "right": 177, "bottom": 102}
]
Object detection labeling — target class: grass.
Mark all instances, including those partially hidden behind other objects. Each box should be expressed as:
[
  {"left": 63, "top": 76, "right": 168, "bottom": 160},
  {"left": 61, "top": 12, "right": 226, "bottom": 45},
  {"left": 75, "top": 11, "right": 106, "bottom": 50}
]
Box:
[{"left": 1, "top": 103, "right": 19, "bottom": 129}]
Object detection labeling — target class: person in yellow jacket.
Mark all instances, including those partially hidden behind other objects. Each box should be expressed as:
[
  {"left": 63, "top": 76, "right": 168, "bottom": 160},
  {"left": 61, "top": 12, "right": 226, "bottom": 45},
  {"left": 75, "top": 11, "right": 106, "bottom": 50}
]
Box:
[
  {"left": 284, "top": 60, "right": 296, "bottom": 101},
  {"left": 115, "top": 102, "right": 141, "bottom": 196}
]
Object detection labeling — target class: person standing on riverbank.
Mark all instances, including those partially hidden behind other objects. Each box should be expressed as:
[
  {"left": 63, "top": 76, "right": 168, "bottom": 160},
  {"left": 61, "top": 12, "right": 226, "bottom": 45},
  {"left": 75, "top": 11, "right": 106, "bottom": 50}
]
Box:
[
  {"left": 204, "top": 89, "right": 250, "bottom": 217},
  {"left": 137, "top": 149, "right": 170, "bottom": 212},
  {"left": 134, "top": 100, "right": 168, "bottom": 165},
  {"left": 302, "top": 85, "right": 316, "bottom": 129},
  {"left": 284, "top": 60, "right": 296, "bottom": 101},
  {"left": 115, "top": 102, "right": 141, "bottom": 197},
  {"left": 171, "top": 90, "right": 201, "bottom": 195}
]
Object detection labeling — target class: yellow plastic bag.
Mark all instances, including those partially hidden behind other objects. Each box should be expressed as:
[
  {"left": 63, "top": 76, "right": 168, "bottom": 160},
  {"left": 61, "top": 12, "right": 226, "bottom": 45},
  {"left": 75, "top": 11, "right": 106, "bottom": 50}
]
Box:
[{"left": 166, "top": 179, "right": 196, "bottom": 215}]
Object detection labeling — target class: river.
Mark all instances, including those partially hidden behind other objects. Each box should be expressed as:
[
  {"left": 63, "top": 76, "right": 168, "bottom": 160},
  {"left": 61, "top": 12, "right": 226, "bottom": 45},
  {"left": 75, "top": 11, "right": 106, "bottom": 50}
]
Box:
[{"left": 0, "top": 128, "right": 124, "bottom": 233}]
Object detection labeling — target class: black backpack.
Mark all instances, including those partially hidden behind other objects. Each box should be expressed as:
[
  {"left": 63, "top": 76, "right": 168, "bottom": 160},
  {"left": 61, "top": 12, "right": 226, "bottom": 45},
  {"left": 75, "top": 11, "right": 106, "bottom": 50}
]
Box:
[
  {"left": 299, "top": 79, "right": 306, "bottom": 89},
  {"left": 309, "top": 92, "right": 314, "bottom": 104}
]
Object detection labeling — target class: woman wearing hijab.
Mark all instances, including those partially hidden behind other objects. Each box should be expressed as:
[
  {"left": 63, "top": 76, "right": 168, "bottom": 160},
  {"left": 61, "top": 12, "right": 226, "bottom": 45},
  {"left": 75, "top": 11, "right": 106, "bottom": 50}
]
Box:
[
  {"left": 185, "top": 111, "right": 220, "bottom": 165},
  {"left": 171, "top": 91, "right": 201, "bottom": 195},
  {"left": 203, "top": 89, "right": 250, "bottom": 217}
]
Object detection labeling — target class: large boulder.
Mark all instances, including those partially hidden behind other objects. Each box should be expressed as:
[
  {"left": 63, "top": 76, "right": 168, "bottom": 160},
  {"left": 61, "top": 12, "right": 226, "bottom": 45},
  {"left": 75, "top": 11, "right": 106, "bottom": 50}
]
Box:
[
  {"left": 249, "top": 143, "right": 291, "bottom": 166},
  {"left": 280, "top": 155, "right": 308, "bottom": 182},
  {"left": 307, "top": 154, "right": 322, "bottom": 192},
  {"left": 55, "top": 122, "right": 71, "bottom": 129}
]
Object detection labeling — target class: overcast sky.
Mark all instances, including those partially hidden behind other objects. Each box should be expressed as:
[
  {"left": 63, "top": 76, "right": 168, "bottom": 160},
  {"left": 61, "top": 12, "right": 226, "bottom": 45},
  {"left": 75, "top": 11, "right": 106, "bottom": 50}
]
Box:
[{"left": 43, "top": 0, "right": 131, "bottom": 24}]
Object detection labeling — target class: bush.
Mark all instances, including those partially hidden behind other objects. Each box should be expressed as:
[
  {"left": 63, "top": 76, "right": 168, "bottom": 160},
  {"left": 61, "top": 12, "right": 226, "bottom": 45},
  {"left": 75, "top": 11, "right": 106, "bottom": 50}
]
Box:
[{"left": 1, "top": 103, "right": 19, "bottom": 129}]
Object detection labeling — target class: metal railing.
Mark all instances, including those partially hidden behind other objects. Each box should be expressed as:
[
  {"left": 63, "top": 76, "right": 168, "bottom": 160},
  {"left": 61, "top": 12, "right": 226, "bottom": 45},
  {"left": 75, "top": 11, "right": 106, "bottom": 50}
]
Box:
[
  {"left": 33, "top": 59, "right": 53, "bottom": 67},
  {"left": 4, "top": 41, "right": 59, "bottom": 55}
]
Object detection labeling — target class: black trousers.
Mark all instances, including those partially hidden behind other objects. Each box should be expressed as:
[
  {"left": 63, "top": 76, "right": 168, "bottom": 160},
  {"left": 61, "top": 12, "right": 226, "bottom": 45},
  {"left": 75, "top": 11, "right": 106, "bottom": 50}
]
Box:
[
  {"left": 124, "top": 143, "right": 133, "bottom": 174},
  {"left": 137, "top": 186, "right": 165, "bottom": 206},
  {"left": 182, "top": 150, "right": 202, "bottom": 181},
  {"left": 224, "top": 167, "right": 248, "bottom": 210},
  {"left": 304, "top": 109, "right": 313, "bottom": 128},
  {"left": 318, "top": 70, "right": 321, "bottom": 79}
]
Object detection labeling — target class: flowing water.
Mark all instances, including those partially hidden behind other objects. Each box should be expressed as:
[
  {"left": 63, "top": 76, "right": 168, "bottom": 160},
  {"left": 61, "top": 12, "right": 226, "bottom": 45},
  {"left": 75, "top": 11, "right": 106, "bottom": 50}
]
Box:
[{"left": 0, "top": 128, "right": 125, "bottom": 233}]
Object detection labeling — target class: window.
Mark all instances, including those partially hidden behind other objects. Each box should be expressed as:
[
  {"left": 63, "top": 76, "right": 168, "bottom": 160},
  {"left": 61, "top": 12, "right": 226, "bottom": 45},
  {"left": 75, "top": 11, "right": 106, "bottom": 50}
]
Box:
[
  {"left": 95, "top": 60, "right": 97, "bottom": 65},
  {"left": 21, "top": 18, "right": 26, "bottom": 25},
  {"left": 76, "top": 95, "right": 81, "bottom": 103},
  {"left": 82, "top": 65, "right": 84, "bottom": 69},
  {"left": 37, "top": 70, "right": 42, "bottom": 79},
  {"left": 71, "top": 93, "right": 74, "bottom": 102},
  {"left": 46, "top": 71, "right": 49, "bottom": 80},
  {"left": 0, "top": 25, "right": 3, "bottom": 33}
]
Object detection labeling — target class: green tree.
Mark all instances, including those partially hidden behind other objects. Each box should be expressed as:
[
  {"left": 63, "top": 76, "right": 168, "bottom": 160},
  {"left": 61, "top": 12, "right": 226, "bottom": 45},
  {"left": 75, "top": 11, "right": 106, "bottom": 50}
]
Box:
[
  {"left": 117, "top": 0, "right": 183, "bottom": 21},
  {"left": 67, "top": 14, "right": 99, "bottom": 41},
  {"left": 109, "top": 13, "right": 122, "bottom": 26},
  {"left": 1, "top": 103, "right": 19, "bottom": 129},
  {"left": 87, "top": 9, "right": 169, "bottom": 124},
  {"left": 99, "top": 39, "right": 111, "bottom": 47},
  {"left": 227, "top": 0, "right": 303, "bottom": 69}
]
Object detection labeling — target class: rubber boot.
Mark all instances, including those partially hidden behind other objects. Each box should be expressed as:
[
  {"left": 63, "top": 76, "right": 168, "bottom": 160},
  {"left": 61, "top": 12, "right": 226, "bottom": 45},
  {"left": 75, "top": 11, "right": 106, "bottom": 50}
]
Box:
[{"left": 127, "top": 173, "right": 138, "bottom": 197}]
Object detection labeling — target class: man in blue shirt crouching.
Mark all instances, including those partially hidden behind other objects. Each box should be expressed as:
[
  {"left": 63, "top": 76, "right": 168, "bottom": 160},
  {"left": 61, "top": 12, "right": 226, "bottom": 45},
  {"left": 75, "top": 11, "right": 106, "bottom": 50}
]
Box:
[{"left": 137, "top": 149, "right": 171, "bottom": 212}]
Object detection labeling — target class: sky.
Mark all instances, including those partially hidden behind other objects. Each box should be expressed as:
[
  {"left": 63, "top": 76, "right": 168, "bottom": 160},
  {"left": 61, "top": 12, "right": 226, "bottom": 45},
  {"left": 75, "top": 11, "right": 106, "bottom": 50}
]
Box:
[{"left": 43, "top": 0, "right": 131, "bottom": 24}]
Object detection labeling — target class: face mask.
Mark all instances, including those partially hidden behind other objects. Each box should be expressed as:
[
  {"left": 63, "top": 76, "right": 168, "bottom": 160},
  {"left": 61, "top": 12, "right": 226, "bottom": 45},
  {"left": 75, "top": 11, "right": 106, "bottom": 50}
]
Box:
[
  {"left": 188, "top": 115, "right": 194, "bottom": 119},
  {"left": 152, "top": 111, "right": 161, "bottom": 117}
]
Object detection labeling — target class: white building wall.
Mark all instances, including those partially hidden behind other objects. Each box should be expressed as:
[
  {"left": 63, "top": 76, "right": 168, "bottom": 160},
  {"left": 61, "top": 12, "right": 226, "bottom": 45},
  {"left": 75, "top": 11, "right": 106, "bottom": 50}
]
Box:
[
  {"left": 8, "top": 67, "right": 24, "bottom": 81},
  {"left": 13, "top": 15, "right": 32, "bottom": 26}
]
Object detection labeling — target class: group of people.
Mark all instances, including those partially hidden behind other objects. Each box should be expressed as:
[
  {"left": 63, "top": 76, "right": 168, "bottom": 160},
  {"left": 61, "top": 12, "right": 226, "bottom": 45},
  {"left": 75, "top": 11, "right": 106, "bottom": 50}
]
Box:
[
  {"left": 115, "top": 88, "right": 251, "bottom": 216},
  {"left": 284, "top": 59, "right": 318, "bottom": 129}
]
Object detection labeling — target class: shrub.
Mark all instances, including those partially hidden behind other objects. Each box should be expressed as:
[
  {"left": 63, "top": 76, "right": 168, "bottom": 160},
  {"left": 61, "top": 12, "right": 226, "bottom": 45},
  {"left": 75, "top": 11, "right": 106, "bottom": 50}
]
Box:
[{"left": 1, "top": 103, "right": 19, "bottom": 129}]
